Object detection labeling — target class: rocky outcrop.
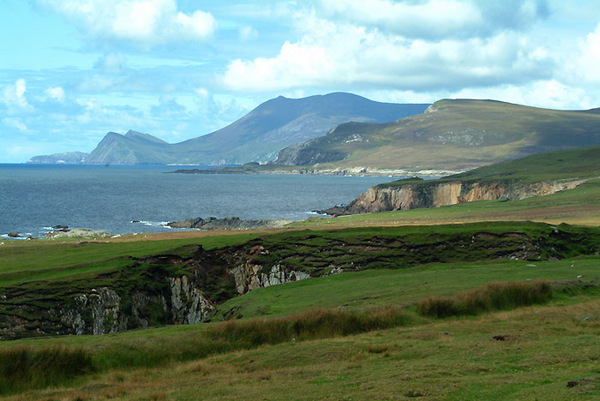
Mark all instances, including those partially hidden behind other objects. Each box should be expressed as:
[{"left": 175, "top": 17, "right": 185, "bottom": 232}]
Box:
[
  {"left": 274, "top": 137, "right": 347, "bottom": 166},
  {"left": 168, "top": 216, "right": 292, "bottom": 230},
  {"left": 228, "top": 263, "right": 310, "bottom": 295},
  {"left": 47, "top": 274, "right": 215, "bottom": 336},
  {"left": 324, "top": 179, "right": 586, "bottom": 215},
  {"left": 168, "top": 276, "right": 214, "bottom": 325},
  {"left": 46, "top": 228, "right": 112, "bottom": 239}
]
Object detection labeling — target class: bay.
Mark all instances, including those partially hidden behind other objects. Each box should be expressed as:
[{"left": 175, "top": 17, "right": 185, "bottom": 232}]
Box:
[{"left": 0, "top": 164, "right": 400, "bottom": 238}]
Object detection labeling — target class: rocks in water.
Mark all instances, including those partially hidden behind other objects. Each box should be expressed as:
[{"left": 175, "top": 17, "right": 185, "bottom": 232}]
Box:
[
  {"left": 168, "top": 216, "right": 292, "bottom": 230},
  {"left": 46, "top": 228, "right": 111, "bottom": 239},
  {"left": 7, "top": 232, "right": 21, "bottom": 238}
]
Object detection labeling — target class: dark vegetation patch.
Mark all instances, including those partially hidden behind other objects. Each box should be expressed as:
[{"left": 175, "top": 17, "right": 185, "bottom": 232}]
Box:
[
  {"left": 0, "top": 346, "right": 94, "bottom": 395},
  {"left": 416, "top": 280, "right": 553, "bottom": 318},
  {"left": 207, "top": 306, "right": 412, "bottom": 347}
]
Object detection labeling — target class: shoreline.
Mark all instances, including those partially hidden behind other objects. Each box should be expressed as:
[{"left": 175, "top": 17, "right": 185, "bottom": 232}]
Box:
[{"left": 170, "top": 166, "right": 461, "bottom": 178}]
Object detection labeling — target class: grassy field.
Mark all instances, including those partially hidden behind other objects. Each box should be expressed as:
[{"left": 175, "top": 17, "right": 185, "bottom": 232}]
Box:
[{"left": 1, "top": 253, "right": 599, "bottom": 399}]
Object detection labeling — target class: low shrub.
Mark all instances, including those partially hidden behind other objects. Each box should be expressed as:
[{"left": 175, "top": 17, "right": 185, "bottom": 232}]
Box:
[
  {"left": 208, "top": 306, "right": 411, "bottom": 347},
  {"left": 417, "top": 280, "right": 552, "bottom": 318},
  {"left": 0, "top": 346, "right": 94, "bottom": 395}
]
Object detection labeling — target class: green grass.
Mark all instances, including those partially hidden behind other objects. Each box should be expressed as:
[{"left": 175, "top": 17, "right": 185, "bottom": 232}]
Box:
[
  {"left": 0, "top": 233, "right": 260, "bottom": 285},
  {"left": 213, "top": 255, "right": 600, "bottom": 320},
  {"left": 1, "top": 260, "right": 599, "bottom": 399}
]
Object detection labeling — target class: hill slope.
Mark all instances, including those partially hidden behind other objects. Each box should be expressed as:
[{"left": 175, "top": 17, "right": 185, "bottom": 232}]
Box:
[
  {"left": 31, "top": 93, "right": 429, "bottom": 165},
  {"left": 323, "top": 145, "right": 600, "bottom": 215},
  {"left": 275, "top": 99, "right": 600, "bottom": 171}
]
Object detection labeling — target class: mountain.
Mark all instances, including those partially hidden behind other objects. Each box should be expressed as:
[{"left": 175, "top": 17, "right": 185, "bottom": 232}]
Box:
[
  {"left": 275, "top": 99, "right": 600, "bottom": 171},
  {"left": 30, "top": 93, "right": 429, "bottom": 165},
  {"left": 85, "top": 130, "right": 171, "bottom": 164}
]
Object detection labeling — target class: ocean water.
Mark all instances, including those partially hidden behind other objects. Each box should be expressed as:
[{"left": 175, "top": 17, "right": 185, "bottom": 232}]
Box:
[{"left": 0, "top": 164, "right": 401, "bottom": 239}]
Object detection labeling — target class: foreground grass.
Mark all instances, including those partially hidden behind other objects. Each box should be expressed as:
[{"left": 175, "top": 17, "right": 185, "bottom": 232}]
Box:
[
  {"left": 4, "top": 297, "right": 599, "bottom": 400},
  {"left": 2, "top": 254, "right": 599, "bottom": 398}
]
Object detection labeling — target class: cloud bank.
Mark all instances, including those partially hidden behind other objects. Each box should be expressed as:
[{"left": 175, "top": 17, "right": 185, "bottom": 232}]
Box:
[{"left": 38, "top": 0, "right": 217, "bottom": 47}]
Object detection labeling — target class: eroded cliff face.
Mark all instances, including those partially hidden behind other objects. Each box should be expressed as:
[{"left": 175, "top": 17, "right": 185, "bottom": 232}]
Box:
[
  {"left": 46, "top": 275, "right": 215, "bottom": 336},
  {"left": 331, "top": 179, "right": 585, "bottom": 214},
  {"left": 229, "top": 263, "right": 310, "bottom": 295},
  {"left": 0, "top": 244, "right": 313, "bottom": 338}
]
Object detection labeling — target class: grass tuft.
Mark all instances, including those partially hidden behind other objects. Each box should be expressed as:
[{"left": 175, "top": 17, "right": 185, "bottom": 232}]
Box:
[
  {"left": 417, "top": 280, "right": 552, "bottom": 318},
  {"left": 0, "top": 346, "right": 94, "bottom": 395},
  {"left": 208, "top": 306, "right": 411, "bottom": 347}
]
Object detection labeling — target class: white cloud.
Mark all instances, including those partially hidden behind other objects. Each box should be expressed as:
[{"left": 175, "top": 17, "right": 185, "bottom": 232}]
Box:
[
  {"left": 453, "top": 80, "right": 593, "bottom": 110},
  {"left": 564, "top": 23, "right": 600, "bottom": 87},
  {"left": 45, "top": 86, "right": 66, "bottom": 103},
  {"left": 1, "top": 79, "right": 33, "bottom": 113},
  {"left": 219, "top": 12, "right": 551, "bottom": 93},
  {"left": 314, "top": 0, "right": 548, "bottom": 39},
  {"left": 39, "top": 0, "right": 217, "bottom": 47},
  {"left": 317, "top": 0, "right": 482, "bottom": 39}
]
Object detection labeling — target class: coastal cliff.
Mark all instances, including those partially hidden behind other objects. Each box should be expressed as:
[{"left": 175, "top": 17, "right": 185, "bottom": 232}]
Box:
[
  {"left": 324, "top": 179, "right": 585, "bottom": 215},
  {"left": 0, "top": 244, "right": 311, "bottom": 338}
]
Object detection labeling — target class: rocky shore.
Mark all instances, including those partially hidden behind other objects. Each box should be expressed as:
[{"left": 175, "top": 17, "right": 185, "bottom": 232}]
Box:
[
  {"left": 167, "top": 216, "right": 292, "bottom": 230},
  {"left": 45, "top": 227, "right": 112, "bottom": 239}
]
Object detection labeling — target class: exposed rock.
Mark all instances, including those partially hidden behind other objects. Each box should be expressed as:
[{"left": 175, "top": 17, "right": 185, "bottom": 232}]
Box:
[
  {"left": 323, "top": 179, "right": 586, "bottom": 215},
  {"left": 228, "top": 263, "right": 311, "bottom": 295},
  {"left": 58, "top": 288, "right": 127, "bottom": 335},
  {"left": 168, "top": 216, "right": 292, "bottom": 230},
  {"left": 51, "top": 274, "right": 215, "bottom": 336},
  {"left": 7, "top": 232, "right": 20, "bottom": 238},
  {"left": 46, "top": 228, "right": 112, "bottom": 239},
  {"left": 168, "top": 276, "right": 215, "bottom": 324}
]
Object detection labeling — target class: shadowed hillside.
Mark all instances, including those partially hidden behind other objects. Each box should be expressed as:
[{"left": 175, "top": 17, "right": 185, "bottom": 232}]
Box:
[{"left": 275, "top": 99, "right": 600, "bottom": 171}]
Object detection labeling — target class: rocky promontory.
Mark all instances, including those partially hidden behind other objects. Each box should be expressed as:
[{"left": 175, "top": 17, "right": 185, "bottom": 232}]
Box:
[
  {"left": 322, "top": 178, "right": 586, "bottom": 215},
  {"left": 168, "top": 216, "right": 292, "bottom": 230},
  {"left": 46, "top": 227, "right": 112, "bottom": 239}
]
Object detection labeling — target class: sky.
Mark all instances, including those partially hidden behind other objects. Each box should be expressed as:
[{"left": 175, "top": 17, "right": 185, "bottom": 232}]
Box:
[{"left": 1, "top": 0, "right": 600, "bottom": 163}]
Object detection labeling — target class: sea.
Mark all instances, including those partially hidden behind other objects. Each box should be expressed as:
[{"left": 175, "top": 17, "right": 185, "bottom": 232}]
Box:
[{"left": 0, "top": 164, "right": 403, "bottom": 239}]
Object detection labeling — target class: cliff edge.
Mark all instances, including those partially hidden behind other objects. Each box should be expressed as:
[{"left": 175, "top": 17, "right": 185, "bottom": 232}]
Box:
[{"left": 322, "top": 178, "right": 585, "bottom": 215}]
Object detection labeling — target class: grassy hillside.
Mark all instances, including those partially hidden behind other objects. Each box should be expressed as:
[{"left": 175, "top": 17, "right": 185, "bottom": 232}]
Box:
[
  {"left": 373, "top": 144, "right": 600, "bottom": 189},
  {"left": 1, "top": 239, "right": 599, "bottom": 399},
  {"left": 449, "top": 144, "right": 600, "bottom": 183},
  {"left": 280, "top": 99, "right": 600, "bottom": 171}
]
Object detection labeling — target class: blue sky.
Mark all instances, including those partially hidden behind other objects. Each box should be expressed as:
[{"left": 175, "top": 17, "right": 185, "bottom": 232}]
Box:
[{"left": 1, "top": 0, "right": 600, "bottom": 163}]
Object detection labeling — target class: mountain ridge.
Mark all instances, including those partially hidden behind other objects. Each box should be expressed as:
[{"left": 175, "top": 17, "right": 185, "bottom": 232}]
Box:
[
  {"left": 28, "top": 93, "right": 429, "bottom": 165},
  {"left": 275, "top": 98, "right": 600, "bottom": 171}
]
